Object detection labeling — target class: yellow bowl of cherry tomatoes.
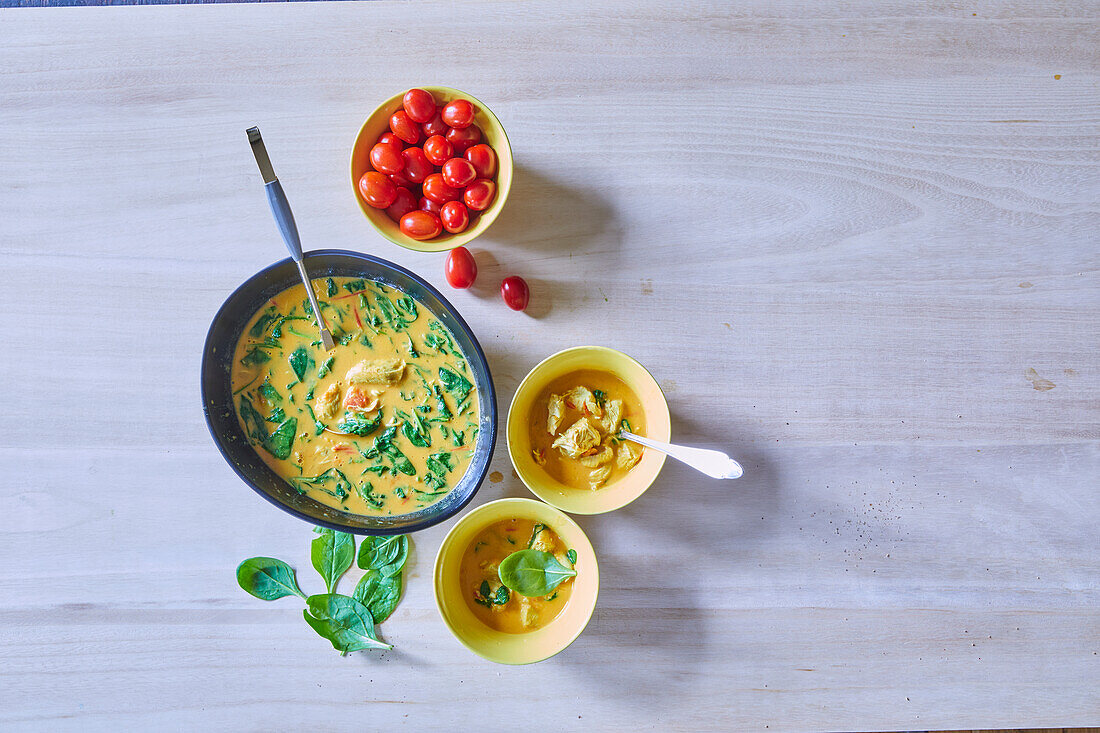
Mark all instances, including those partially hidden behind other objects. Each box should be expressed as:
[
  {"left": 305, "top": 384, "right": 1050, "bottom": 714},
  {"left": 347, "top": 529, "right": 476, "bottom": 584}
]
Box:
[{"left": 351, "top": 86, "right": 513, "bottom": 252}]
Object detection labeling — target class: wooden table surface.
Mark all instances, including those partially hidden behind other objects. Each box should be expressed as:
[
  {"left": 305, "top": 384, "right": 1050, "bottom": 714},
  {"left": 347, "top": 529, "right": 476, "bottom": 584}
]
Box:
[{"left": 1, "top": 1, "right": 1097, "bottom": 730}]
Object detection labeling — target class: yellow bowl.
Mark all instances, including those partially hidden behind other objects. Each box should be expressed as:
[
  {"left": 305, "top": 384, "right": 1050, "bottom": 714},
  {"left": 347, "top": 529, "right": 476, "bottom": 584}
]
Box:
[
  {"left": 350, "top": 86, "right": 514, "bottom": 253},
  {"left": 433, "top": 498, "right": 599, "bottom": 665},
  {"left": 507, "top": 346, "right": 671, "bottom": 514}
]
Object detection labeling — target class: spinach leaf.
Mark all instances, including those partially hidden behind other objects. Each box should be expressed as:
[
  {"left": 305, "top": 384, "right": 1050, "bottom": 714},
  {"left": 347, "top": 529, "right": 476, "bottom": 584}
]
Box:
[
  {"left": 451, "top": 429, "right": 465, "bottom": 447},
  {"left": 262, "top": 418, "right": 297, "bottom": 459},
  {"left": 527, "top": 523, "right": 547, "bottom": 549},
  {"left": 292, "top": 468, "right": 352, "bottom": 500},
  {"left": 498, "top": 549, "right": 577, "bottom": 597},
  {"left": 238, "top": 395, "right": 268, "bottom": 442},
  {"left": 288, "top": 347, "right": 314, "bottom": 382},
  {"left": 352, "top": 571, "right": 402, "bottom": 623},
  {"left": 325, "top": 277, "right": 337, "bottom": 296},
  {"left": 473, "top": 579, "right": 510, "bottom": 608},
  {"left": 395, "top": 295, "right": 418, "bottom": 320},
  {"left": 266, "top": 406, "right": 287, "bottom": 423},
  {"left": 357, "top": 535, "right": 409, "bottom": 576},
  {"left": 337, "top": 411, "right": 382, "bottom": 437},
  {"left": 236, "top": 557, "right": 306, "bottom": 601},
  {"left": 240, "top": 345, "right": 272, "bottom": 368},
  {"left": 304, "top": 404, "right": 326, "bottom": 435},
  {"left": 249, "top": 310, "right": 279, "bottom": 338},
  {"left": 375, "top": 429, "right": 416, "bottom": 476},
  {"left": 355, "top": 480, "right": 384, "bottom": 509},
  {"left": 424, "top": 333, "right": 448, "bottom": 353},
  {"left": 257, "top": 380, "right": 282, "bottom": 404},
  {"left": 592, "top": 389, "right": 607, "bottom": 407},
  {"left": 432, "top": 384, "right": 452, "bottom": 419},
  {"left": 317, "top": 356, "right": 334, "bottom": 378},
  {"left": 426, "top": 452, "right": 454, "bottom": 478},
  {"left": 438, "top": 366, "right": 472, "bottom": 399},
  {"left": 566, "top": 549, "right": 578, "bottom": 565},
  {"left": 302, "top": 594, "right": 391, "bottom": 653},
  {"left": 399, "top": 411, "right": 432, "bottom": 448},
  {"left": 311, "top": 527, "right": 355, "bottom": 594},
  {"left": 342, "top": 278, "right": 366, "bottom": 294}
]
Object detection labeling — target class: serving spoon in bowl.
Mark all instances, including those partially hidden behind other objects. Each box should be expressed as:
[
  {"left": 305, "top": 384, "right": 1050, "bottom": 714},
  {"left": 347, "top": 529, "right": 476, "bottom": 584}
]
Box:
[
  {"left": 246, "top": 126, "right": 335, "bottom": 350},
  {"left": 619, "top": 430, "right": 743, "bottom": 480}
]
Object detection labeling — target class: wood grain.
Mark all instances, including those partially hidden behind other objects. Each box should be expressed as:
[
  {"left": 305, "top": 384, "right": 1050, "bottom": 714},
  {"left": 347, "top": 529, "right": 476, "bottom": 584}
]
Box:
[{"left": 0, "top": 1, "right": 1097, "bottom": 730}]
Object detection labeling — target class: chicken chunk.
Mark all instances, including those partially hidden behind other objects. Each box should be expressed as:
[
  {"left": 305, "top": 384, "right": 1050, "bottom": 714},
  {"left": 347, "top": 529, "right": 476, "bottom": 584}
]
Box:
[
  {"left": 547, "top": 392, "right": 565, "bottom": 435},
  {"left": 346, "top": 358, "right": 405, "bottom": 385},
  {"left": 588, "top": 464, "right": 612, "bottom": 490},
  {"left": 602, "top": 398, "right": 623, "bottom": 434},
  {"left": 552, "top": 417, "right": 602, "bottom": 459},
  {"left": 519, "top": 596, "right": 540, "bottom": 629},
  {"left": 342, "top": 385, "right": 379, "bottom": 413},
  {"left": 579, "top": 444, "right": 614, "bottom": 468},
  {"left": 616, "top": 442, "right": 643, "bottom": 470},
  {"left": 563, "top": 386, "right": 603, "bottom": 418},
  {"left": 315, "top": 383, "right": 342, "bottom": 421},
  {"left": 531, "top": 526, "right": 555, "bottom": 553}
]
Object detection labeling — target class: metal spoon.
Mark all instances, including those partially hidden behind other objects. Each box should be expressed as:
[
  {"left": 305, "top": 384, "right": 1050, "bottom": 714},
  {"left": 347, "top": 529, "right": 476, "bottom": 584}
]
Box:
[
  {"left": 246, "top": 126, "right": 335, "bottom": 350},
  {"left": 619, "top": 430, "right": 743, "bottom": 479}
]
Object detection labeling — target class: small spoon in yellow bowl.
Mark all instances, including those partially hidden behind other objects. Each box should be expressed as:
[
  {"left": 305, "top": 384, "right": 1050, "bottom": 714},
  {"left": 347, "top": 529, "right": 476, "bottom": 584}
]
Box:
[{"left": 619, "top": 430, "right": 743, "bottom": 479}]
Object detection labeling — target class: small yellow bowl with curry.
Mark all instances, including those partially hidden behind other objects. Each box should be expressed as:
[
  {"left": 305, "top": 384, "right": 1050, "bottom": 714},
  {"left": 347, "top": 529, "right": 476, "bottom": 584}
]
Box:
[
  {"left": 507, "top": 346, "right": 671, "bottom": 515},
  {"left": 433, "top": 498, "right": 599, "bottom": 664}
]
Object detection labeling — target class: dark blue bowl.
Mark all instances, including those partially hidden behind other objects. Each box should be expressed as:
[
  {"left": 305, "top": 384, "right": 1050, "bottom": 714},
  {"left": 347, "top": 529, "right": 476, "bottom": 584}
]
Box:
[{"left": 201, "top": 250, "right": 497, "bottom": 535}]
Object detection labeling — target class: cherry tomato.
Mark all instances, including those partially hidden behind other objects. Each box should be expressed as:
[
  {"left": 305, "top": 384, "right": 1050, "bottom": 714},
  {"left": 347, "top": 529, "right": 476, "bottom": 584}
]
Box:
[
  {"left": 442, "top": 99, "right": 475, "bottom": 129},
  {"left": 358, "top": 171, "right": 398, "bottom": 208},
  {"left": 389, "top": 110, "right": 421, "bottom": 145},
  {"left": 446, "top": 124, "right": 481, "bottom": 154},
  {"left": 385, "top": 186, "right": 417, "bottom": 222},
  {"left": 419, "top": 196, "right": 442, "bottom": 215},
  {"left": 445, "top": 246, "right": 477, "bottom": 287},
  {"left": 400, "top": 210, "right": 442, "bottom": 240},
  {"left": 377, "top": 132, "right": 404, "bottom": 151},
  {"left": 501, "top": 276, "right": 530, "bottom": 311},
  {"left": 402, "top": 88, "right": 436, "bottom": 124},
  {"left": 440, "top": 200, "right": 470, "bottom": 234},
  {"left": 442, "top": 158, "right": 477, "bottom": 188},
  {"left": 463, "top": 179, "right": 496, "bottom": 211},
  {"left": 422, "top": 108, "right": 447, "bottom": 137},
  {"left": 401, "top": 147, "right": 433, "bottom": 184},
  {"left": 464, "top": 144, "right": 497, "bottom": 179},
  {"left": 422, "top": 135, "right": 453, "bottom": 167},
  {"left": 369, "top": 143, "right": 405, "bottom": 175},
  {"left": 422, "top": 173, "right": 462, "bottom": 204},
  {"left": 389, "top": 170, "right": 416, "bottom": 189}
]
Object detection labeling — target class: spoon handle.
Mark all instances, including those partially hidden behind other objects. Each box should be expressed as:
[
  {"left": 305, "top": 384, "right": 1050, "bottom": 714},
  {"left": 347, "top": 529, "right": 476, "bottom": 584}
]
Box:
[{"left": 620, "top": 431, "right": 743, "bottom": 480}]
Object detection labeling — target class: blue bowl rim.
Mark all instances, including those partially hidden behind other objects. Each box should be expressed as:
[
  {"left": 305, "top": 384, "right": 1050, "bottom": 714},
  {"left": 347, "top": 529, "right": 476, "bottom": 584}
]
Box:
[{"left": 200, "top": 248, "right": 497, "bottom": 535}]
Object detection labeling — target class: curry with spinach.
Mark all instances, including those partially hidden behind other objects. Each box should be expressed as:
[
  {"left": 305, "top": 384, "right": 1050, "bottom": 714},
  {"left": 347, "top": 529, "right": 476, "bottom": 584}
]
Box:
[{"left": 230, "top": 276, "right": 479, "bottom": 516}]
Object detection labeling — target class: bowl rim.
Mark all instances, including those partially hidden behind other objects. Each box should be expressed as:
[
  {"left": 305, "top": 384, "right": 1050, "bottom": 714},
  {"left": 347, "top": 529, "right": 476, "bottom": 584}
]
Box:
[
  {"left": 506, "top": 345, "right": 670, "bottom": 514},
  {"left": 350, "top": 85, "right": 514, "bottom": 253},
  {"left": 432, "top": 497, "right": 599, "bottom": 664},
  {"left": 200, "top": 248, "right": 497, "bottom": 535}
]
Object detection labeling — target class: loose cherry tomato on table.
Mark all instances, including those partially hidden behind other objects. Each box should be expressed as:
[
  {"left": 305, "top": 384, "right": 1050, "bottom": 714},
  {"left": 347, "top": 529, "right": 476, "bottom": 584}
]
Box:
[
  {"left": 422, "top": 134, "right": 453, "bottom": 166},
  {"left": 400, "top": 210, "right": 442, "bottom": 240},
  {"left": 422, "top": 173, "right": 462, "bottom": 204},
  {"left": 442, "top": 158, "right": 477, "bottom": 188},
  {"left": 385, "top": 187, "right": 417, "bottom": 222},
  {"left": 464, "top": 144, "right": 497, "bottom": 178},
  {"left": 422, "top": 108, "right": 447, "bottom": 137},
  {"left": 401, "top": 147, "right": 434, "bottom": 184},
  {"left": 377, "top": 132, "right": 404, "bottom": 150},
  {"left": 446, "top": 124, "right": 481, "bottom": 154},
  {"left": 358, "top": 171, "right": 398, "bottom": 208},
  {"left": 370, "top": 143, "right": 405, "bottom": 176},
  {"left": 419, "top": 196, "right": 442, "bottom": 215},
  {"left": 445, "top": 246, "right": 477, "bottom": 288},
  {"left": 440, "top": 200, "right": 470, "bottom": 234},
  {"left": 463, "top": 179, "right": 496, "bottom": 211},
  {"left": 402, "top": 88, "right": 436, "bottom": 123},
  {"left": 441, "top": 99, "right": 475, "bottom": 129},
  {"left": 389, "top": 110, "right": 421, "bottom": 144},
  {"left": 500, "top": 276, "right": 530, "bottom": 311}
]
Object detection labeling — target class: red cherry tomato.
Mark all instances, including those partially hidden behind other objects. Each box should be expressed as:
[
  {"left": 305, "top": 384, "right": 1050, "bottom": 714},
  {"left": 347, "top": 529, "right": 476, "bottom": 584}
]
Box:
[
  {"left": 369, "top": 143, "right": 405, "bottom": 176},
  {"left": 402, "top": 88, "right": 436, "bottom": 124},
  {"left": 422, "top": 135, "right": 453, "bottom": 167},
  {"left": 419, "top": 196, "right": 442, "bottom": 215},
  {"left": 442, "top": 158, "right": 477, "bottom": 188},
  {"left": 445, "top": 246, "right": 477, "bottom": 287},
  {"left": 463, "top": 179, "right": 496, "bottom": 211},
  {"left": 440, "top": 200, "right": 470, "bottom": 234},
  {"left": 422, "top": 173, "right": 462, "bottom": 204},
  {"left": 389, "top": 170, "right": 416, "bottom": 189},
  {"left": 385, "top": 187, "right": 417, "bottom": 222},
  {"left": 464, "top": 144, "right": 497, "bottom": 179},
  {"left": 442, "top": 99, "right": 475, "bottom": 129},
  {"left": 401, "top": 147, "right": 433, "bottom": 184},
  {"left": 400, "top": 210, "right": 442, "bottom": 240},
  {"left": 389, "top": 110, "right": 421, "bottom": 145},
  {"left": 377, "top": 132, "right": 404, "bottom": 151},
  {"left": 422, "top": 108, "right": 447, "bottom": 137},
  {"left": 446, "top": 124, "right": 481, "bottom": 154},
  {"left": 500, "top": 276, "right": 530, "bottom": 311},
  {"left": 358, "top": 171, "right": 398, "bottom": 209}
]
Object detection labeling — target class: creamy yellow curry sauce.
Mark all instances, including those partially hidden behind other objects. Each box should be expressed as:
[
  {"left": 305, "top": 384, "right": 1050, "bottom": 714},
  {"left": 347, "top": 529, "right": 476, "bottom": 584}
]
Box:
[
  {"left": 460, "top": 519, "right": 575, "bottom": 633},
  {"left": 528, "top": 369, "right": 645, "bottom": 490},
  {"left": 230, "top": 276, "right": 479, "bottom": 516}
]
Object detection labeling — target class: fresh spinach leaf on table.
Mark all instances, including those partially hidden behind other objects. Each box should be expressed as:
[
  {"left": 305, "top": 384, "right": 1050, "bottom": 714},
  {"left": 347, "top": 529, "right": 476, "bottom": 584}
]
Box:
[
  {"left": 236, "top": 557, "right": 307, "bottom": 601},
  {"left": 311, "top": 527, "right": 355, "bottom": 593},
  {"left": 357, "top": 535, "right": 408, "bottom": 576},
  {"left": 353, "top": 571, "right": 402, "bottom": 623},
  {"left": 303, "top": 594, "right": 392, "bottom": 654}
]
